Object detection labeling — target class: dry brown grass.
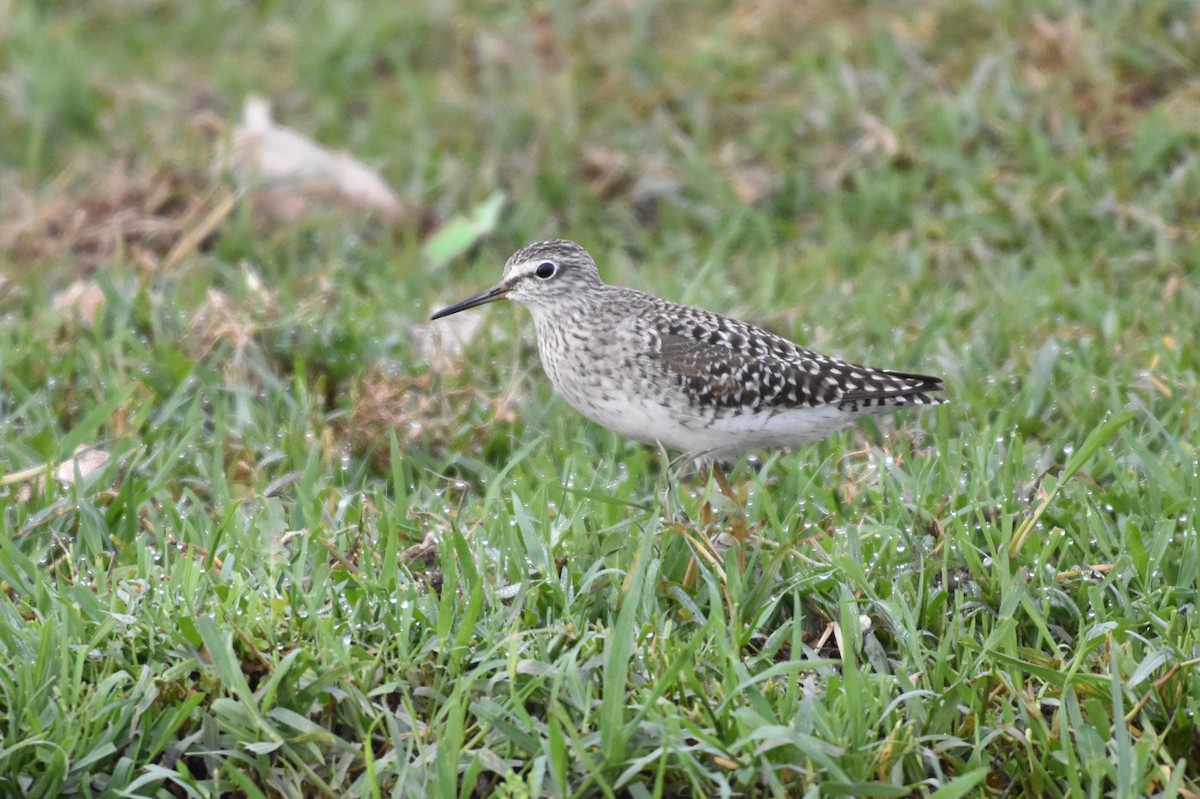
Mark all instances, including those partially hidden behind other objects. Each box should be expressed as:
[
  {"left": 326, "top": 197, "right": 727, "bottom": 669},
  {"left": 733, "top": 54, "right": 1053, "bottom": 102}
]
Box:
[{"left": 0, "top": 162, "right": 217, "bottom": 276}]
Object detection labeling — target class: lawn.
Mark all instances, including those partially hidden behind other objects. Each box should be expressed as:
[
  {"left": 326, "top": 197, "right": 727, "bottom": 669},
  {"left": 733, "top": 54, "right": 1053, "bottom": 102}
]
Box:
[{"left": 1, "top": 1, "right": 1198, "bottom": 796}]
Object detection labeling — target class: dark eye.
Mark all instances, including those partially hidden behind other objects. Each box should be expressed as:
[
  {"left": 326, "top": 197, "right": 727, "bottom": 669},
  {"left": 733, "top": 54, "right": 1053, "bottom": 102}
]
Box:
[{"left": 535, "top": 262, "right": 556, "bottom": 279}]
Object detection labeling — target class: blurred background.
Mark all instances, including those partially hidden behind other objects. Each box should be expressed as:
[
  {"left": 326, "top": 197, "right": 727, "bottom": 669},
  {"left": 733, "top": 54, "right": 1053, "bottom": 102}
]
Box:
[{"left": 4, "top": 0, "right": 1196, "bottom": 465}]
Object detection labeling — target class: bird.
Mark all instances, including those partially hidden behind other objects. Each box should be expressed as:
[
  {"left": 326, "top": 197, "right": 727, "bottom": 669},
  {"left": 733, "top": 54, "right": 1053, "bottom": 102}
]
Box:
[{"left": 431, "top": 239, "right": 945, "bottom": 471}]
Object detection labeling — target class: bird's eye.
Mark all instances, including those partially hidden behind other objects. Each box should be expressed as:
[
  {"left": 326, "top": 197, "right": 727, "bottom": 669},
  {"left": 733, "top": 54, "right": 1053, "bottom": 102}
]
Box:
[{"left": 535, "top": 262, "right": 556, "bottom": 279}]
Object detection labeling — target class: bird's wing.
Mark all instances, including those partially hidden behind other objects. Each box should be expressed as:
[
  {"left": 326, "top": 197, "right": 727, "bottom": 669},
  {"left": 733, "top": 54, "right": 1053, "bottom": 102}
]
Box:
[
  {"left": 649, "top": 308, "right": 944, "bottom": 412},
  {"left": 652, "top": 319, "right": 838, "bottom": 412},
  {"left": 837, "top": 369, "right": 945, "bottom": 405}
]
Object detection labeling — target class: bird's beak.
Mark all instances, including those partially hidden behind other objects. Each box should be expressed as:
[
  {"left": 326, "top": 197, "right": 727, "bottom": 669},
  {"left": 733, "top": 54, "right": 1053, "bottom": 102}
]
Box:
[{"left": 430, "top": 282, "right": 511, "bottom": 320}]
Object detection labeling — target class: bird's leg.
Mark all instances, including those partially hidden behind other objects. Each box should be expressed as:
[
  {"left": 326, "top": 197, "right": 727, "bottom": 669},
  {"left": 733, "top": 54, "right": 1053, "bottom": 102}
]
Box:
[
  {"left": 702, "top": 462, "right": 750, "bottom": 579},
  {"left": 656, "top": 446, "right": 693, "bottom": 525},
  {"left": 682, "top": 505, "right": 726, "bottom": 589},
  {"left": 709, "top": 462, "right": 752, "bottom": 545},
  {"left": 710, "top": 463, "right": 740, "bottom": 507},
  {"left": 681, "top": 460, "right": 751, "bottom": 587},
  {"left": 680, "top": 460, "right": 730, "bottom": 588}
]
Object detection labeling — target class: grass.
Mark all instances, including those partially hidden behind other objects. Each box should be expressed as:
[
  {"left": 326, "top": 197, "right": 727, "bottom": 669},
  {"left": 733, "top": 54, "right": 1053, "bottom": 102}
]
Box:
[{"left": 1, "top": 0, "right": 1199, "bottom": 796}]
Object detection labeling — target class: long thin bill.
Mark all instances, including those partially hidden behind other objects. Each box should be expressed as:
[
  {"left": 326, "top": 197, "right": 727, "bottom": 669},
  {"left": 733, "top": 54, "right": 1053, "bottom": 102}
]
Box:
[{"left": 430, "top": 284, "right": 510, "bottom": 320}]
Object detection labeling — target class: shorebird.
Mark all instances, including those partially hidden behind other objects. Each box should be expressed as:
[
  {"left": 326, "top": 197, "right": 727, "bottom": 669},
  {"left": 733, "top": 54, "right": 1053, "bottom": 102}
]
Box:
[{"left": 431, "top": 240, "right": 945, "bottom": 477}]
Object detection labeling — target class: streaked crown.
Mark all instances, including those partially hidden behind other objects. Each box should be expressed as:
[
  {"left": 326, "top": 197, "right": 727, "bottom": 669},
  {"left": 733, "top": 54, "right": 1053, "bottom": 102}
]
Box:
[{"left": 502, "top": 240, "right": 604, "bottom": 308}]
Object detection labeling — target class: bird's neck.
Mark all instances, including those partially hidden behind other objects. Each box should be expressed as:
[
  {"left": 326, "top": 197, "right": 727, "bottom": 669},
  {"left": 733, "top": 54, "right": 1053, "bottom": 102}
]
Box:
[{"left": 525, "top": 285, "right": 610, "bottom": 323}]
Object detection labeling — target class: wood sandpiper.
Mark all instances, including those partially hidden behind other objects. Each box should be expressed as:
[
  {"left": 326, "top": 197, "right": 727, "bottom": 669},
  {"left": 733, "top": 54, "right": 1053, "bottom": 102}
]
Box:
[{"left": 431, "top": 239, "right": 946, "bottom": 472}]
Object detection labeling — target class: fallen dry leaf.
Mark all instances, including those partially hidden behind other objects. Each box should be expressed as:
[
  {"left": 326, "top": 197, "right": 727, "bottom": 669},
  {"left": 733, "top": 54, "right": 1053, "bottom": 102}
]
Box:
[
  {"left": 52, "top": 279, "right": 108, "bottom": 325},
  {"left": 54, "top": 446, "right": 111, "bottom": 483},
  {"left": 5, "top": 445, "right": 112, "bottom": 502},
  {"left": 223, "top": 95, "right": 407, "bottom": 225}
]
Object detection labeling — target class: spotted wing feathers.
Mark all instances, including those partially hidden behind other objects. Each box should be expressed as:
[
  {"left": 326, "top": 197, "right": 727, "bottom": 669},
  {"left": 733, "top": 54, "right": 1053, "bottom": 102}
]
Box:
[{"left": 650, "top": 305, "right": 944, "bottom": 414}]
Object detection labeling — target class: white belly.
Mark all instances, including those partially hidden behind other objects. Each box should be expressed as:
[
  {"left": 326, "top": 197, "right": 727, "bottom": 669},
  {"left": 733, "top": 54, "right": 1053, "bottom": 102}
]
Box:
[{"left": 560, "top": 390, "right": 856, "bottom": 462}]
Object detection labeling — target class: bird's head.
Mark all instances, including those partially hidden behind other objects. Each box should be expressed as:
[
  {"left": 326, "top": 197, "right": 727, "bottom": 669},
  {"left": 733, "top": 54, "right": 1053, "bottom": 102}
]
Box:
[{"left": 430, "top": 239, "right": 603, "bottom": 319}]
